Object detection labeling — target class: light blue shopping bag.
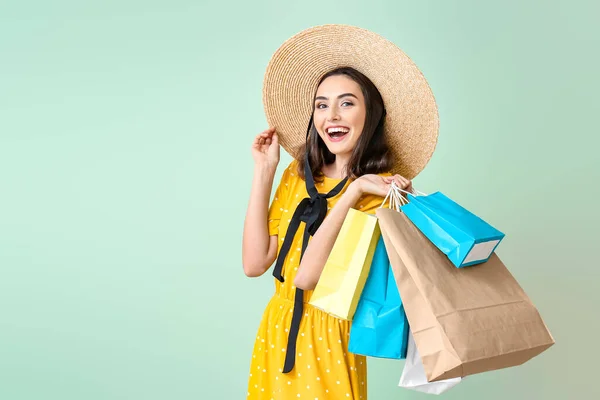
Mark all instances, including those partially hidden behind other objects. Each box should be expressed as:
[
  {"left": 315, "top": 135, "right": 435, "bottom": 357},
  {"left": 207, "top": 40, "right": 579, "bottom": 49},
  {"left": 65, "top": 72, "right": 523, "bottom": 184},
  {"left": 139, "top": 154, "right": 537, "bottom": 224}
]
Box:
[
  {"left": 348, "top": 236, "right": 409, "bottom": 359},
  {"left": 401, "top": 191, "right": 505, "bottom": 268}
]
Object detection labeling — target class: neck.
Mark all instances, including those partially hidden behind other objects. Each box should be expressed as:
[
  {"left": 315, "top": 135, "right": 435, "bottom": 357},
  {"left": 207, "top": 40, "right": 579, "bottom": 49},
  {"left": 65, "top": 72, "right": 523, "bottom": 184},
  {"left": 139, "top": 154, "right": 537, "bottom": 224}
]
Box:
[{"left": 325, "top": 153, "right": 351, "bottom": 179}]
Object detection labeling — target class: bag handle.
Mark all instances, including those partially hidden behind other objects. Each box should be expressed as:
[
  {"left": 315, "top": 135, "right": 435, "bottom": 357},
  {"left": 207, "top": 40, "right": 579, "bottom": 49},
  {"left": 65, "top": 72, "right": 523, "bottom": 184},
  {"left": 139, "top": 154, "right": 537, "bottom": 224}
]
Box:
[
  {"left": 380, "top": 181, "right": 408, "bottom": 211},
  {"left": 394, "top": 186, "right": 428, "bottom": 197}
]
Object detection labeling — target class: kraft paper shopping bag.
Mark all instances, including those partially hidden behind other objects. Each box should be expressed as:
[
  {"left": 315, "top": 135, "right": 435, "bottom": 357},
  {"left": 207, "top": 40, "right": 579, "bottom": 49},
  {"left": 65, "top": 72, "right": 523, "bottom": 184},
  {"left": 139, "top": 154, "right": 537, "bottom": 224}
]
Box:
[{"left": 377, "top": 207, "right": 554, "bottom": 382}]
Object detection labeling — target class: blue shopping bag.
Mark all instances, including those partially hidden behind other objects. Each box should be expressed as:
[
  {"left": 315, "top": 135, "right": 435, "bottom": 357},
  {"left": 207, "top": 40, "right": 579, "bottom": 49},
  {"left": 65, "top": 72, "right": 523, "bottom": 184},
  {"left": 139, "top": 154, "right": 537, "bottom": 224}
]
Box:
[
  {"left": 402, "top": 191, "right": 505, "bottom": 268},
  {"left": 348, "top": 235, "right": 409, "bottom": 359}
]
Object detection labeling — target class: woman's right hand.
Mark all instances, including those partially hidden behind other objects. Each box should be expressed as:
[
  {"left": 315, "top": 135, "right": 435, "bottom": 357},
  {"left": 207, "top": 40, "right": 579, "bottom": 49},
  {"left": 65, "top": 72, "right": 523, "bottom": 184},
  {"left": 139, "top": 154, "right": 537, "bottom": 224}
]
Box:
[{"left": 251, "top": 127, "right": 280, "bottom": 168}]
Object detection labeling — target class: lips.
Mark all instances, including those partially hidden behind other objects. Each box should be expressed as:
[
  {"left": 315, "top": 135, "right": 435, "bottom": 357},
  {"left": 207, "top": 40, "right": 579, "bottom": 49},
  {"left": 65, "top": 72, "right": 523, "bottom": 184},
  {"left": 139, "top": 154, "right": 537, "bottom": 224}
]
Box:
[{"left": 326, "top": 126, "right": 350, "bottom": 142}]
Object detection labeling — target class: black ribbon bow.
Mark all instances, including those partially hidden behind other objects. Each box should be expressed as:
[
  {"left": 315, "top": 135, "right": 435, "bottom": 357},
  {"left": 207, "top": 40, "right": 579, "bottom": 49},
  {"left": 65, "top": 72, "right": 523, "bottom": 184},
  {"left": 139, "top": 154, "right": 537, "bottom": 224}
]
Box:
[{"left": 272, "top": 116, "right": 348, "bottom": 373}]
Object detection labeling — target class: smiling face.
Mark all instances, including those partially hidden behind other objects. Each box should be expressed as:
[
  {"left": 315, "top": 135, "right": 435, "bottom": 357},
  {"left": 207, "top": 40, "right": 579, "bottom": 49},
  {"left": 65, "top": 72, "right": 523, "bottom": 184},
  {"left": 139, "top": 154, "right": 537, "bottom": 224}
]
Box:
[{"left": 313, "top": 74, "right": 367, "bottom": 158}]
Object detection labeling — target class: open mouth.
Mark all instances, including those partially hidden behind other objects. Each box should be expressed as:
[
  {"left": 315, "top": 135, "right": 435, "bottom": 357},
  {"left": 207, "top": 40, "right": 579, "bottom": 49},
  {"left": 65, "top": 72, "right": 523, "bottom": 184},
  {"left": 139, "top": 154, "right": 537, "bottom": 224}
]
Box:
[{"left": 326, "top": 127, "right": 350, "bottom": 142}]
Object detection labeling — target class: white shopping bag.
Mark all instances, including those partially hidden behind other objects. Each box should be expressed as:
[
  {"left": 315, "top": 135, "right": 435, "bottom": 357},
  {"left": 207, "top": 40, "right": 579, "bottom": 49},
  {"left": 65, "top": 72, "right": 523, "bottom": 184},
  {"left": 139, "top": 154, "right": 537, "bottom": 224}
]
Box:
[{"left": 399, "top": 330, "right": 462, "bottom": 395}]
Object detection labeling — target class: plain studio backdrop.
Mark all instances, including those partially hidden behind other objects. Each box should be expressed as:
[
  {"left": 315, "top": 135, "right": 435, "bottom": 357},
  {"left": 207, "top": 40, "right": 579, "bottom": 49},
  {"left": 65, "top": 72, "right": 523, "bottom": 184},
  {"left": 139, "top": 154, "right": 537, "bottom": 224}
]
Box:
[{"left": 1, "top": 1, "right": 598, "bottom": 399}]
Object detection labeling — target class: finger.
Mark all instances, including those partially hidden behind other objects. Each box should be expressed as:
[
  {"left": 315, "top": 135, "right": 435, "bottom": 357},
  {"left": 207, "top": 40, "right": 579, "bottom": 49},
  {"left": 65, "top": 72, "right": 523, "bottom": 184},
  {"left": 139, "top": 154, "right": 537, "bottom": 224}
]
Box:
[
  {"left": 398, "top": 179, "right": 409, "bottom": 191},
  {"left": 271, "top": 132, "right": 279, "bottom": 145},
  {"left": 263, "top": 132, "right": 276, "bottom": 141},
  {"left": 395, "top": 175, "right": 409, "bottom": 189},
  {"left": 393, "top": 176, "right": 402, "bottom": 188},
  {"left": 265, "top": 138, "right": 272, "bottom": 145},
  {"left": 259, "top": 130, "right": 274, "bottom": 139}
]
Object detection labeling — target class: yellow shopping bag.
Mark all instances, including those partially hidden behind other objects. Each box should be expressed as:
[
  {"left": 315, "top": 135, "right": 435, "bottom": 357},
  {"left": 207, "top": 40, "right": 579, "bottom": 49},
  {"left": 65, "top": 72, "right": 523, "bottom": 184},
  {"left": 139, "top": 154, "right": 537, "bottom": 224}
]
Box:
[{"left": 308, "top": 208, "right": 381, "bottom": 320}]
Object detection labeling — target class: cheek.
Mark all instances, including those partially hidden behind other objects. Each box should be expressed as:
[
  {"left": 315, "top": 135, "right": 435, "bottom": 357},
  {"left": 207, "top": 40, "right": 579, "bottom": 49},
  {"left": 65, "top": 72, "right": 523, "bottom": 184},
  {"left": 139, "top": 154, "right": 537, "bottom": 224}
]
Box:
[
  {"left": 313, "top": 115, "right": 326, "bottom": 134},
  {"left": 350, "top": 111, "right": 366, "bottom": 133}
]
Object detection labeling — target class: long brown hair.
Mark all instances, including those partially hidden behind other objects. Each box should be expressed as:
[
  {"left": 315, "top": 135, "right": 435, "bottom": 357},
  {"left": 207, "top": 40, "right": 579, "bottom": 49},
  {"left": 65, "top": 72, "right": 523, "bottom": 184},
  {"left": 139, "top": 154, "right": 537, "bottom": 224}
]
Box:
[{"left": 297, "top": 67, "right": 393, "bottom": 182}]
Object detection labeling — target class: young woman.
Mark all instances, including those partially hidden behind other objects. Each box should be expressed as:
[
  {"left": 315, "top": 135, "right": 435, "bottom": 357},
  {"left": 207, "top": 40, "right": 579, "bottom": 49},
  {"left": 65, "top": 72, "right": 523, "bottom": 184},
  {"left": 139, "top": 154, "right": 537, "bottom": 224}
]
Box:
[{"left": 242, "top": 25, "right": 439, "bottom": 400}]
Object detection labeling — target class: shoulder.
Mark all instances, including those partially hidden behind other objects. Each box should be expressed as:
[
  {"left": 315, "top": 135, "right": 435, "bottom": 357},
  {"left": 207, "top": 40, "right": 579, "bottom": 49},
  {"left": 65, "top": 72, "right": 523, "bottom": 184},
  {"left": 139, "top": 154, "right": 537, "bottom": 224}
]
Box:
[
  {"left": 284, "top": 159, "right": 300, "bottom": 174},
  {"left": 274, "top": 160, "right": 304, "bottom": 197},
  {"left": 279, "top": 159, "right": 301, "bottom": 183}
]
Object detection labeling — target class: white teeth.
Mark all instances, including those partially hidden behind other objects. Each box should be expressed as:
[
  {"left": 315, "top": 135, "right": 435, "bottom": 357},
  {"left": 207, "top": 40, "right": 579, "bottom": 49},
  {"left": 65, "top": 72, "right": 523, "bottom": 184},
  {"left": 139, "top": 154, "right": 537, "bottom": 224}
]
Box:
[{"left": 327, "top": 127, "right": 349, "bottom": 134}]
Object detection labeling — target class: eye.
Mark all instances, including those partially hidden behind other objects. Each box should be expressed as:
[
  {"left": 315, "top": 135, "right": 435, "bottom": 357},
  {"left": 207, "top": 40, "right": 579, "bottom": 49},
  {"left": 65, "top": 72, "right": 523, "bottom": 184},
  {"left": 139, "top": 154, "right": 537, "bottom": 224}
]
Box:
[
  {"left": 342, "top": 101, "right": 353, "bottom": 106},
  {"left": 316, "top": 103, "right": 327, "bottom": 109}
]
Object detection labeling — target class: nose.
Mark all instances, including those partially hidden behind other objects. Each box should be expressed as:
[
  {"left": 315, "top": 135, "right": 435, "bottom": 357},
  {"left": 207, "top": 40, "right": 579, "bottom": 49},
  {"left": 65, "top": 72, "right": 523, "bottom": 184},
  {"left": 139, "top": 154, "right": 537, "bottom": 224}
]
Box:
[{"left": 327, "top": 106, "right": 340, "bottom": 122}]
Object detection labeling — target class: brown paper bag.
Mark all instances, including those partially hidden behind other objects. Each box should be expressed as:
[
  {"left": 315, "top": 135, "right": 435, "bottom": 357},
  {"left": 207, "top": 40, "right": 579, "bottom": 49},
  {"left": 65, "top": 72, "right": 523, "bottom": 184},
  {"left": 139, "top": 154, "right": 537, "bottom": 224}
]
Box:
[{"left": 376, "top": 208, "right": 554, "bottom": 382}]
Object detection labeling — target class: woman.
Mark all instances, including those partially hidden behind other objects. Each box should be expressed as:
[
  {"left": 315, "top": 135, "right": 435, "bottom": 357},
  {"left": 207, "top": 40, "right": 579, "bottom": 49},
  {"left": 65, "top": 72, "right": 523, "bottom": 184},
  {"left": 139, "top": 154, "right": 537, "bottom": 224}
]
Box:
[{"left": 243, "top": 25, "right": 439, "bottom": 400}]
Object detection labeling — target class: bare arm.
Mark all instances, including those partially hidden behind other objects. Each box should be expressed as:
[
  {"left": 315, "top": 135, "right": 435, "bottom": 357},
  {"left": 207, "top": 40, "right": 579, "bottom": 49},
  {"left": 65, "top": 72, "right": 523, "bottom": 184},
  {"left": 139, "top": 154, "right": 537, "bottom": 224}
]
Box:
[
  {"left": 242, "top": 164, "right": 279, "bottom": 277},
  {"left": 294, "top": 182, "right": 362, "bottom": 289},
  {"left": 294, "top": 173, "right": 411, "bottom": 290},
  {"left": 242, "top": 128, "right": 281, "bottom": 278}
]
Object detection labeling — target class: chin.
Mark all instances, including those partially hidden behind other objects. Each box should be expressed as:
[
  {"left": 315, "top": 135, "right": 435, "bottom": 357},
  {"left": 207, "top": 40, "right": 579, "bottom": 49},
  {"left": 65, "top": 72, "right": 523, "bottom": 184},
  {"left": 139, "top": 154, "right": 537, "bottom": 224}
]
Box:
[
  {"left": 324, "top": 144, "right": 352, "bottom": 156},
  {"left": 319, "top": 136, "right": 350, "bottom": 154}
]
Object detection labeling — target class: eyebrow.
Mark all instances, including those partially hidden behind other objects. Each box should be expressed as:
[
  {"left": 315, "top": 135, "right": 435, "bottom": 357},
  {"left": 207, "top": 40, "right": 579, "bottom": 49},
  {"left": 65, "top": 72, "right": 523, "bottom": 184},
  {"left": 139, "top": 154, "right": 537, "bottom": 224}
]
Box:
[{"left": 314, "top": 93, "right": 359, "bottom": 102}]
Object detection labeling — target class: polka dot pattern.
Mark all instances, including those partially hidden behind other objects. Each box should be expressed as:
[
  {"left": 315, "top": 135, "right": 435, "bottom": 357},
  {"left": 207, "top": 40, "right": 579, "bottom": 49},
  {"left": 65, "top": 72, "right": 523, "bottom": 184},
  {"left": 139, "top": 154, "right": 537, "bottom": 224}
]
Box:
[{"left": 249, "top": 160, "right": 389, "bottom": 399}]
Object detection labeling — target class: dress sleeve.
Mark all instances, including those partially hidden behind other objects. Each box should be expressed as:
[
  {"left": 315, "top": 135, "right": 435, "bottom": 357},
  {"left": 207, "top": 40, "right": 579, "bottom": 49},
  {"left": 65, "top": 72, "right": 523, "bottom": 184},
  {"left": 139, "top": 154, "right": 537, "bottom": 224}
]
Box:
[{"left": 267, "top": 161, "right": 295, "bottom": 236}]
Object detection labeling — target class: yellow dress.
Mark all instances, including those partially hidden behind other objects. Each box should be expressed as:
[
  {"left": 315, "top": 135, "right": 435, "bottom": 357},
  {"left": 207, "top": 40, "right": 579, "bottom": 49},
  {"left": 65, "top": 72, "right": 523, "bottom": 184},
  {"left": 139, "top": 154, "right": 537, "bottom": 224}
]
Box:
[{"left": 247, "top": 160, "right": 391, "bottom": 400}]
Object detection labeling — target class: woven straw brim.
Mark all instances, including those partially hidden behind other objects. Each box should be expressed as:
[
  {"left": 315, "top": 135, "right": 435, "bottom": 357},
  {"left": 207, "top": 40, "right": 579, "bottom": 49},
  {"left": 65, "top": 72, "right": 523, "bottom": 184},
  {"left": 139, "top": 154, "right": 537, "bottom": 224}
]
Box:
[{"left": 262, "top": 24, "right": 439, "bottom": 180}]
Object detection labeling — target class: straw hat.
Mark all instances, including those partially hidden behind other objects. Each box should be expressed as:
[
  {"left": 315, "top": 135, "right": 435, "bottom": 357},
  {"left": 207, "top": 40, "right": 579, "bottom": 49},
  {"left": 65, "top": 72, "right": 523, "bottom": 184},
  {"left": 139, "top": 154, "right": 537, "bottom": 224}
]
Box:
[{"left": 262, "top": 24, "right": 439, "bottom": 180}]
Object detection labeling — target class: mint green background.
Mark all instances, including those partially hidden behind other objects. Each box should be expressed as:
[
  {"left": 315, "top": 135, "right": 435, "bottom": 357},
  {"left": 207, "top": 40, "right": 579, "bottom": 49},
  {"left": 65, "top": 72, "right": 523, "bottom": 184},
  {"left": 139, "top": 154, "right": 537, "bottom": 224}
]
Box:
[{"left": 1, "top": 1, "right": 598, "bottom": 399}]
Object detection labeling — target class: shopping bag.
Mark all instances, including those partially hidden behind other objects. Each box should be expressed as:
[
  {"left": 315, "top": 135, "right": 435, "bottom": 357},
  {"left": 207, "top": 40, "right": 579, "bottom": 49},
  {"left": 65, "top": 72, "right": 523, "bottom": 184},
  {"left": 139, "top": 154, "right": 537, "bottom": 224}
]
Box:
[
  {"left": 309, "top": 207, "right": 380, "bottom": 320},
  {"left": 399, "top": 329, "right": 462, "bottom": 394},
  {"left": 401, "top": 190, "right": 505, "bottom": 267},
  {"left": 376, "top": 207, "right": 554, "bottom": 382},
  {"left": 348, "top": 235, "right": 409, "bottom": 359}
]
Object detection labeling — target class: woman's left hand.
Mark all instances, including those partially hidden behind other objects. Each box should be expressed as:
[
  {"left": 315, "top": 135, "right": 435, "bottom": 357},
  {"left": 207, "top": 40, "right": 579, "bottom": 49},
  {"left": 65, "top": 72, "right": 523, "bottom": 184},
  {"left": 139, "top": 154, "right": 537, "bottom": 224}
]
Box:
[
  {"left": 349, "top": 173, "right": 413, "bottom": 198},
  {"left": 383, "top": 174, "right": 413, "bottom": 194}
]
